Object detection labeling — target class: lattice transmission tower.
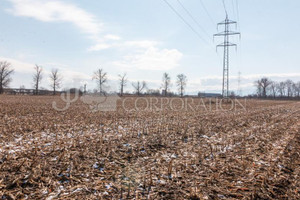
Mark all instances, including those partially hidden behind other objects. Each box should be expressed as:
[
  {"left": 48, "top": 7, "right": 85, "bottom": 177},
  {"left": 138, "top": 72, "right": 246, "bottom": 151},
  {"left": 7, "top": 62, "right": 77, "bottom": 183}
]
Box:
[
  {"left": 237, "top": 71, "right": 242, "bottom": 96},
  {"left": 214, "top": 14, "right": 240, "bottom": 98}
]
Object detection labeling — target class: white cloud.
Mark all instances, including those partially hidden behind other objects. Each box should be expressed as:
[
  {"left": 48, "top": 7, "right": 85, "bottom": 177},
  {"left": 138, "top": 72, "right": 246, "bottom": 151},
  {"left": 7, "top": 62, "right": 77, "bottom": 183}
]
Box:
[
  {"left": 88, "top": 42, "right": 112, "bottom": 51},
  {"left": 0, "top": 56, "right": 35, "bottom": 73},
  {"left": 5, "top": 0, "right": 171, "bottom": 54},
  {"left": 7, "top": 0, "right": 102, "bottom": 41},
  {"left": 237, "top": 73, "right": 300, "bottom": 80},
  {"left": 189, "top": 73, "right": 300, "bottom": 93},
  {"left": 104, "top": 34, "right": 121, "bottom": 41},
  {"left": 0, "top": 57, "right": 93, "bottom": 89},
  {"left": 113, "top": 47, "right": 183, "bottom": 71},
  {"left": 122, "top": 40, "right": 159, "bottom": 49},
  {"left": 88, "top": 39, "right": 159, "bottom": 52}
]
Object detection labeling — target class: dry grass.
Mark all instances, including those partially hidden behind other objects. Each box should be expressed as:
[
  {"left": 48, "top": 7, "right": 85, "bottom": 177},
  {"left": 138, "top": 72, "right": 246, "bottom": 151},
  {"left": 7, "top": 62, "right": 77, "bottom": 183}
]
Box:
[{"left": 0, "top": 95, "right": 299, "bottom": 199}]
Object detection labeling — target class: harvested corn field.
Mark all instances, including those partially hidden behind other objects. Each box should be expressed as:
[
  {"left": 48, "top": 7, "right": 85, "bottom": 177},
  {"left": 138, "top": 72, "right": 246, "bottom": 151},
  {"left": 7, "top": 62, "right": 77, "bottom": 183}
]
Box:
[{"left": 0, "top": 95, "right": 299, "bottom": 199}]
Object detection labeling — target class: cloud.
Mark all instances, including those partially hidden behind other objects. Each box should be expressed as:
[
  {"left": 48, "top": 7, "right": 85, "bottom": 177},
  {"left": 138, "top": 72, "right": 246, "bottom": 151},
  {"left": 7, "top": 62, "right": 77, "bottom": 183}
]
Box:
[
  {"left": 87, "top": 42, "right": 112, "bottom": 51},
  {"left": 7, "top": 0, "right": 102, "bottom": 40},
  {"left": 0, "top": 56, "right": 35, "bottom": 73},
  {"left": 0, "top": 56, "right": 93, "bottom": 89},
  {"left": 87, "top": 40, "right": 160, "bottom": 52},
  {"left": 191, "top": 73, "right": 300, "bottom": 93},
  {"left": 104, "top": 34, "right": 121, "bottom": 41},
  {"left": 237, "top": 73, "right": 300, "bottom": 80},
  {"left": 122, "top": 40, "right": 159, "bottom": 49},
  {"left": 5, "top": 0, "right": 173, "bottom": 55},
  {"left": 113, "top": 47, "right": 183, "bottom": 71}
]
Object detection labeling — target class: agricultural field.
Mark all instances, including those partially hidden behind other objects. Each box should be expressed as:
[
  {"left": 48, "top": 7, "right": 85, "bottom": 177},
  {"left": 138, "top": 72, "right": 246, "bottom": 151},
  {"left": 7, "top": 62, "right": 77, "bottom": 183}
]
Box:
[{"left": 0, "top": 95, "right": 299, "bottom": 199}]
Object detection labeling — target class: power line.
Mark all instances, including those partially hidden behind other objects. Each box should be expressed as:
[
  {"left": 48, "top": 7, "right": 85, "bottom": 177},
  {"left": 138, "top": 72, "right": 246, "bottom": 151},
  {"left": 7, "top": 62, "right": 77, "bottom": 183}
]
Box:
[
  {"left": 235, "top": 0, "right": 240, "bottom": 30},
  {"left": 231, "top": 0, "right": 236, "bottom": 19},
  {"left": 163, "top": 0, "right": 209, "bottom": 44},
  {"left": 235, "top": 0, "right": 242, "bottom": 78},
  {"left": 222, "top": 0, "right": 228, "bottom": 16},
  {"left": 176, "top": 0, "right": 211, "bottom": 40},
  {"left": 199, "top": 0, "right": 215, "bottom": 27}
]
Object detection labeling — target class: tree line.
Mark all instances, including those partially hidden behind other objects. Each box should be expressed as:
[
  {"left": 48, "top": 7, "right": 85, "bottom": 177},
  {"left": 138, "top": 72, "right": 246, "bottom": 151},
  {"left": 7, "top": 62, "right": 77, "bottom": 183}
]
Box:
[
  {"left": 2, "top": 60, "right": 299, "bottom": 98},
  {"left": 254, "top": 77, "right": 300, "bottom": 98},
  {"left": 0, "top": 61, "right": 188, "bottom": 97}
]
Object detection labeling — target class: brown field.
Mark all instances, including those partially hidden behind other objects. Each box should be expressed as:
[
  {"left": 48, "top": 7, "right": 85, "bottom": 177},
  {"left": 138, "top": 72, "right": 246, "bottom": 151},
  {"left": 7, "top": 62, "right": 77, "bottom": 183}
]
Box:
[{"left": 0, "top": 95, "right": 299, "bottom": 199}]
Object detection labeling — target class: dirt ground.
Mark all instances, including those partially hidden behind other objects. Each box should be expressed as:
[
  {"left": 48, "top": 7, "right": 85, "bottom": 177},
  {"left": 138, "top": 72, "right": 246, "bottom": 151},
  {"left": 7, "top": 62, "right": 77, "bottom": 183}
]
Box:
[{"left": 0, "top": 95, "right": 299, "bottom": 199}]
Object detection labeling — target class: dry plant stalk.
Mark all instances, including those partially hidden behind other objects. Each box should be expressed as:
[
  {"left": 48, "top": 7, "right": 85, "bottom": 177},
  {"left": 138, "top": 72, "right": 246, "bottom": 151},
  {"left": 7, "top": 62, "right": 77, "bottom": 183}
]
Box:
[{"left": 0, "top": 96, "right": 299, "bottom": 199}]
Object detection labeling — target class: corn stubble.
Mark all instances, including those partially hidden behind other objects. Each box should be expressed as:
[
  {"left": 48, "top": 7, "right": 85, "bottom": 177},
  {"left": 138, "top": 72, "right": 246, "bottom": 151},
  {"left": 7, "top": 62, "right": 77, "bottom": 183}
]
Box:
[{"left": 0, "top": 96, "right": 299, "bottom": 199}]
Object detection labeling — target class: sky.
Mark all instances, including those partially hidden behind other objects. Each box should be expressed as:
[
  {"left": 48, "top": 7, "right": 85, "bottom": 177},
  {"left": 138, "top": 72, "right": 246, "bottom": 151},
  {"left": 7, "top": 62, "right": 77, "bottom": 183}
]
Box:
[{"left": 0, "top": 0, "right": 299, "bottom": 95}]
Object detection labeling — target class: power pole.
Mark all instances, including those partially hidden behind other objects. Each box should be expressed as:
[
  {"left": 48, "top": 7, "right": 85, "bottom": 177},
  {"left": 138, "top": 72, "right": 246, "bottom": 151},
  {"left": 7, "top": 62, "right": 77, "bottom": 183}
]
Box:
[
  {"left": 84, "top": 84, "right": 87, "bottom": 94},
  {"left": 237, "top": 71, "right": 242, "bottom": 96},
  {"left": 214, "top": 14, "right": 240, "bottom": 98}
]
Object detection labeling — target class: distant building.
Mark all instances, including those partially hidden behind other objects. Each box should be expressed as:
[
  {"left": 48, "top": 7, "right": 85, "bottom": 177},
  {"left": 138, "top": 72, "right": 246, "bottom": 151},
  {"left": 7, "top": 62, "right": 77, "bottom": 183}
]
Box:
[
  {"left": 198, "top": 92, "right": 222, "bottom": 98},
  {"left": 3, "top": 88, "right": 62, "bottom": 95}
]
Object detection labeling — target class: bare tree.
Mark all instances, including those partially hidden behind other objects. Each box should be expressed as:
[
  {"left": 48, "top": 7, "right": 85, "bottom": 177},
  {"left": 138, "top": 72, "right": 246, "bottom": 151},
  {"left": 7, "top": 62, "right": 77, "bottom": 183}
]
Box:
[
  {"left": 276, "top": 82, "right": 286, "bottom": 97},
  {"left": 294, "top": 81, "right": 300, "bottom": 97},
  {"left": 176, "top": 74, "right": 187, "bottom": 97},
  {"left": 285, "top": 79, "right": 294, "bottom": 98},
  {"left": 292, "top": 82, "right": 298, "bottom": 97},
  {"left": 254, "top": 78, "right": 300, "bottom": 99},
  {"left": 93, "top": 69, "right": 107, "bottom": 94},
  {"left": 132, "top": 81, "right": 146, "bottom": 95},
  {"left": 254, "top": 80, "right": 263, "bottom": 97},
  {"left": 254, "top": 77, "right": 271, "bottom": 98},
  {"left": 33, "top": 65, "right": 43, "bottom": 95},
  {"left": 261, "top": 77, "right": 272, "bottom": 97},
  {"left": 118, "top": 73, "right": 127, "bottom": 96},
  {"left": 0, "top": 61, "right": 14, "bottom": 94},
  {"left": 269, "top": 81, "right": 277, "bottom": 98},
  {"left": 161, "top": 72, "right": 171, "bottom": 96},
  {"left": 49, "top": 68, "right": 62, "bottom": 95}
]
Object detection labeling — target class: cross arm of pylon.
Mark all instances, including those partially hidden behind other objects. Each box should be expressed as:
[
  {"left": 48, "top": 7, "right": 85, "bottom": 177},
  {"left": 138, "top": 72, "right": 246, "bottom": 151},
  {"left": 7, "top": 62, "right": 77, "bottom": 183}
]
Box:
[
  {"left": 216, "top": 42, "right": 237, "bottom": 47},
  {"left": 216, "top": 43, "right": 237, "bottom": 52},
  {"left": 214, "top": 31, "right": 240, "bottom": 37},
  {"left": 217, "top": 20, "right": 237, "bottom": 26}
]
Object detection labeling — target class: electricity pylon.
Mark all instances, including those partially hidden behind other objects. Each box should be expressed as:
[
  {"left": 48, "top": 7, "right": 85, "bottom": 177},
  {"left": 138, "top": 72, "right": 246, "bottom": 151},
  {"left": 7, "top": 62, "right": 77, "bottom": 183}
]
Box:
[
  {"left": 214, "top": 14, "right": 240, "bottom": 98},
  {"left": 237, "top": 71, "right": 242, "bottom": 96}
]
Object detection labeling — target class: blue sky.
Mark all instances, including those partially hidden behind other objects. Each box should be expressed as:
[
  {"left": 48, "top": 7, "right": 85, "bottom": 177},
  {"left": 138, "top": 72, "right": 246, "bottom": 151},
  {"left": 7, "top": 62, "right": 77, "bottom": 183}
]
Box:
[{"left": 0, "top": 0, "right": 299, "bottom": 95}]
